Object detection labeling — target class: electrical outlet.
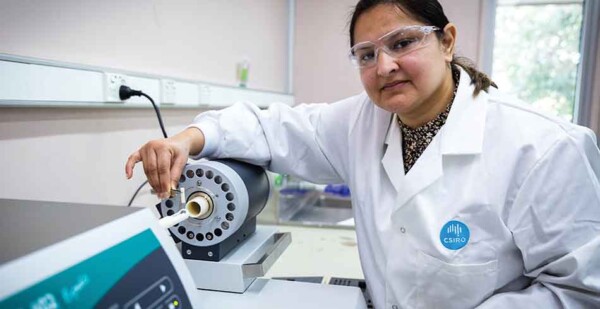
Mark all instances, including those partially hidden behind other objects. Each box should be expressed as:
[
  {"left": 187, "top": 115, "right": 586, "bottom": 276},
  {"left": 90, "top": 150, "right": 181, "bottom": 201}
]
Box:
[
  {"left": 160, "top": 79, "right": 176, "bottom": 105},
  {"left": 103, "top": 73, "right": 127, "bottom": 102}
]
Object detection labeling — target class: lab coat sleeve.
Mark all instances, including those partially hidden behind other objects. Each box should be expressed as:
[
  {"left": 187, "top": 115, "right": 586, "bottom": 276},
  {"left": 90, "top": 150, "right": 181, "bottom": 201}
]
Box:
[
  {"left": 187, "top": 96, "right": 360, "bottom": 184},
  {"left": 479, "top": 129, "right": 600, "bottom": 308}
]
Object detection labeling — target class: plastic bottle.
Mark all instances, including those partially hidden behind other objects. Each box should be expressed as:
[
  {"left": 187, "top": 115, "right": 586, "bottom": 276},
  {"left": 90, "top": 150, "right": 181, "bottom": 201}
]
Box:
[{"left": 237, "top": 58, "right": 250, "bottom": 88}]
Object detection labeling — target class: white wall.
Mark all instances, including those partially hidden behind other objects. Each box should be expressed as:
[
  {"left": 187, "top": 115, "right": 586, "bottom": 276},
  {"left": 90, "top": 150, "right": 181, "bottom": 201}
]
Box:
[
  {"left": 0, "top": 0, "right": 290, "bottom": 207},
  {"left": 0, "top": 0, "right": 289, "bottom": 92},
  {"left": 293, "top": 0, "right": 486, "bottom": 104},
  {"left": 293, "top": 0, "right": 363, "bottom": 104}
]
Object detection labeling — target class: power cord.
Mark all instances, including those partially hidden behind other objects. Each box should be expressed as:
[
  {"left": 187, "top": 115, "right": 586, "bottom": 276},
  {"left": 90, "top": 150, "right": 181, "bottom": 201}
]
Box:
[
  {"left": 120, "top": 85, "right": 168, "bottom": 206},
  {"left": 120, "top": 85, "right": 168, "bottom": 139}
]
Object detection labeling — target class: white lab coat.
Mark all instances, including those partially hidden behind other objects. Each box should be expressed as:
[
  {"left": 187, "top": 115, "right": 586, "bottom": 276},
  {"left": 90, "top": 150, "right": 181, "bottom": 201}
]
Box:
[{"left": 190, "top": 68, "right": 600, "bottom": 308}]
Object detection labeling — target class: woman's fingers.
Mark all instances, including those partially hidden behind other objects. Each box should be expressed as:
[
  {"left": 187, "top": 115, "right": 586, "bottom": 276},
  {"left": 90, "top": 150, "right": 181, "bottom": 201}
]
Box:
[
  {"left": 141, "top": 146, "right": 161, "bottom": 197},
  {"left": 156, "top": 147, "right": 174, "bottom": 198},
  {"left": 125, "top": 150, "right": 142, "bottom": 179},
  {"left": 125, "top": 134, "right": 197, "bottom": 199},
  {"left": 170, "top": 150, "right": 189, "bottom": 190}
]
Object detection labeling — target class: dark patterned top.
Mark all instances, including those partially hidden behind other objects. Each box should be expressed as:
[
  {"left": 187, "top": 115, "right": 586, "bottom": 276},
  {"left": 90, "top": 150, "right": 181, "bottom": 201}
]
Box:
[{"left": 400, "top": 68, "right": 460, "bottom": 173}]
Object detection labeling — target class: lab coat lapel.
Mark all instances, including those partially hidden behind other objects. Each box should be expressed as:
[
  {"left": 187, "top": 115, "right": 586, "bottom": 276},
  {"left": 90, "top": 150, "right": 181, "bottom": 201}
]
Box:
[
  {"left": 395, "top": 128, "right": 444, "bottom": 210},
  {"left": 381, "top": 113, "right": 444, "bottom": 209},
  {"left": 381, "top": 114, "right": 404, "bottom": 191}
]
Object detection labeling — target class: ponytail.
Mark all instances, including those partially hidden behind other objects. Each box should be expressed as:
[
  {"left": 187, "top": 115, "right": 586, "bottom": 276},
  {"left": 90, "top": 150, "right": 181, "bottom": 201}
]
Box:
[{"left": 452, "top": 56, "right": 497, "bottom": 96}]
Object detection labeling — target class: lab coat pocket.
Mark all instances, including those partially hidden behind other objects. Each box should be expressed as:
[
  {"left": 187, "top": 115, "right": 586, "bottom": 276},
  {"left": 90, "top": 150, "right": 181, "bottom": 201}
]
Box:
[{"left": 415, "top": 250, "right": 498, "bottom": 309}]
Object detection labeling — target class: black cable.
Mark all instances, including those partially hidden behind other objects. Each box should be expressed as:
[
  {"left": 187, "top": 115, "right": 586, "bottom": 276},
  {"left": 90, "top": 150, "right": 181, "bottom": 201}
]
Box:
[
  {"left": 128, "top": 180, "right": 149, "bottom": 207},
  {"left": 120, "top": 86, "right": 168, "bottom": 139},
  {"left": 120, "top": 85, "right": 168, "bottom": 206},
  {"left": 142, "top": 92, "right": 168, "bottom": 138}
]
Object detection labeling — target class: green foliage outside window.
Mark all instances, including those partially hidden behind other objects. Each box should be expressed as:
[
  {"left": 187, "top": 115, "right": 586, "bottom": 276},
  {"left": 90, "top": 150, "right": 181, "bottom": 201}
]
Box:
[{"left": 492, "top": 4, "right": 583, "bottom": 121}]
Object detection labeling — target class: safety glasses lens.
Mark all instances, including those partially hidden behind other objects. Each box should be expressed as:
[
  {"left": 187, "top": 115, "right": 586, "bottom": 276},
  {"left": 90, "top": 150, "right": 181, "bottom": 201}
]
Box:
[
  {"left": 350, "top": 26, "right": 437, "bottom": 68},
  {"left": 383, "top": 28, "right": 430, "bottom": 55},
  {"left": 351, "top": 43, "right": 377, "bottom": 67}
]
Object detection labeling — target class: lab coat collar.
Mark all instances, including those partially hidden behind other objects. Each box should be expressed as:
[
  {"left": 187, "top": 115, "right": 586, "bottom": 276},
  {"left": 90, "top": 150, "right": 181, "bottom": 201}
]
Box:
[{"left": 440, "top": 67, "right": 488, "bottom": 155}]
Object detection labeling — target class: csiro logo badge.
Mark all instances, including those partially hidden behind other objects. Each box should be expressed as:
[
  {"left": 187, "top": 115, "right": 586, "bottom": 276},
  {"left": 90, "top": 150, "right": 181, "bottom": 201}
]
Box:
[{"left": 440, "top": 220, "right": 470, "bottom": 250}]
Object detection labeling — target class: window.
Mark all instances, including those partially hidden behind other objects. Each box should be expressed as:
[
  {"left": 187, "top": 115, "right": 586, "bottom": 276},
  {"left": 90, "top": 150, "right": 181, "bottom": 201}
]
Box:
[{"left": 491, "top": 0, "right": 584, "bottom": 121}]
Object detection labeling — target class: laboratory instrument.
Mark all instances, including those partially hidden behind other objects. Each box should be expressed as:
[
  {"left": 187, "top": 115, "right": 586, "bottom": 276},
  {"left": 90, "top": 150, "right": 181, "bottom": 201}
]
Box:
[{"left": 0, "top": 159, "right": 367, "bottom": 308}]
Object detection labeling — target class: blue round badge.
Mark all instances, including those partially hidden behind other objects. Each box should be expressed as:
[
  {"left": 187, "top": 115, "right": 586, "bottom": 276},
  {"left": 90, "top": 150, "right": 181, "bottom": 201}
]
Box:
[{"left": 440, "top": 220, "right": 470, "bottom": 250}]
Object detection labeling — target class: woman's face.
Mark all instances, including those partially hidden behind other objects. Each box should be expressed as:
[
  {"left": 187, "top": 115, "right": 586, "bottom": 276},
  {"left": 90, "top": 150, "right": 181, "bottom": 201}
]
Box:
[{"left": 353, "top": 4, "right": 454, "bottom": 120}]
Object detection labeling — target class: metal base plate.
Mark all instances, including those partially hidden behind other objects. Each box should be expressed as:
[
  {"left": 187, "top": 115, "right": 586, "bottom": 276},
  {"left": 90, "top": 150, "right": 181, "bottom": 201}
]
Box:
[{"left": 184, "top": 226, "right": 290, "bottom": 293}]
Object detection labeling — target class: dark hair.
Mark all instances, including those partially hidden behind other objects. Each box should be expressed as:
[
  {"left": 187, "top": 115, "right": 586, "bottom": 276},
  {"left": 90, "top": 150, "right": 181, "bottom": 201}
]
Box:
[{"left": 349, "top": 0, "right": 497, "bottom": 95}]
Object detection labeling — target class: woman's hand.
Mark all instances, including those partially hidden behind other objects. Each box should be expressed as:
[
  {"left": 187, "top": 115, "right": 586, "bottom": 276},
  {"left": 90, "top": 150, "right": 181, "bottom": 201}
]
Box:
[{"left": 125, "top": 127, "right": 205, "bottom": 199}]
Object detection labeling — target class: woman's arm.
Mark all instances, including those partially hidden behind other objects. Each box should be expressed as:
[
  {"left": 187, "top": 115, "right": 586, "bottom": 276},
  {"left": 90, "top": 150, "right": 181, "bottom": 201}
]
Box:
[
  {"left": 478, "top": 128, "right": 600, "bottom": 308},
  {"left": 190, "top": 95, "right": 363, "bottom": 184}
]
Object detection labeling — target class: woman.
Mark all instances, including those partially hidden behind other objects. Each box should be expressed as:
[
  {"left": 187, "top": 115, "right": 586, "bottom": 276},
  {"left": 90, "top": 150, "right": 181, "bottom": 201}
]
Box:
[{"left": 126, "top": 0, "right": 600, "bottom": 307}]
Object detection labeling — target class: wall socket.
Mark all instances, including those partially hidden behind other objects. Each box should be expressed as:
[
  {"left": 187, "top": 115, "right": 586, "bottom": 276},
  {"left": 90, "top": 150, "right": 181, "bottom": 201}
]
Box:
[
  {"left": 160, "top": 79, "right": 176, "bottom": 105},
  {"left": 103, "top": 73, "right": 127, "bottom": 102}
]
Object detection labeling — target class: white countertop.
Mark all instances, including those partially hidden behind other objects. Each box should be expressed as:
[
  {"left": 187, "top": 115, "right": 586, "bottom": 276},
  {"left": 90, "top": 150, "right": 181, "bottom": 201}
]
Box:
[{"left": 263, "top": 224, "right": 364, "bottom": 281}]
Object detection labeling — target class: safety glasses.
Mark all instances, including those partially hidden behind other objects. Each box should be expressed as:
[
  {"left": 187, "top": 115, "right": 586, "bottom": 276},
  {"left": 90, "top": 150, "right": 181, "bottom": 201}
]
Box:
[{"left": 349, "top": 25, "right": 441, "bottom": 69}]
